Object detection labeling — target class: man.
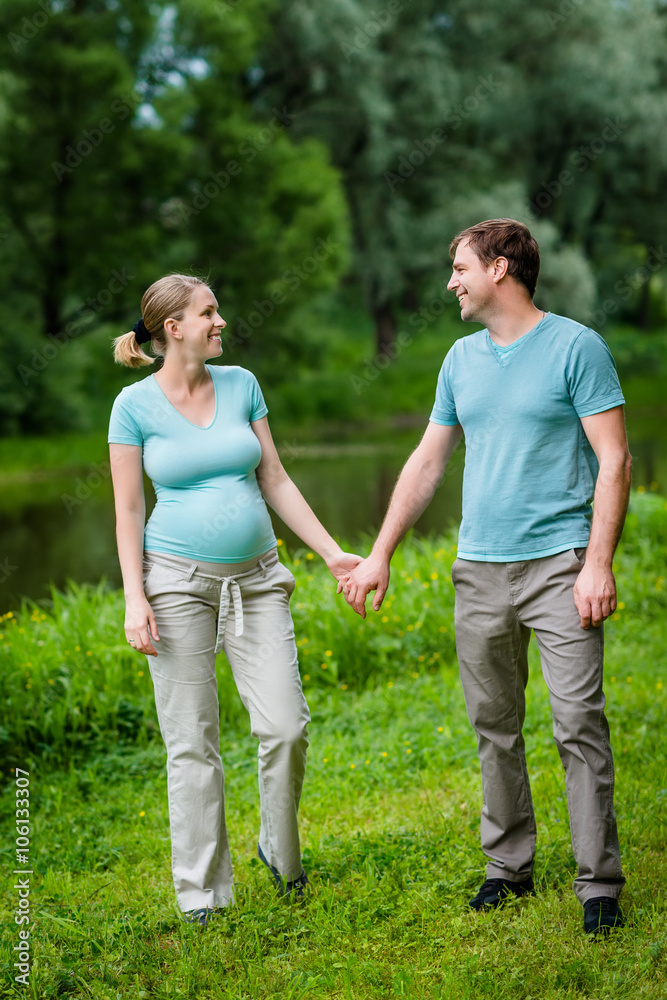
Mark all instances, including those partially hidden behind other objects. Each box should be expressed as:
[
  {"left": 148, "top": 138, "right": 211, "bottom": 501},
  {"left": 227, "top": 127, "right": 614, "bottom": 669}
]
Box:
[{"left": 342, "top": 218, "right": 631, "bottom": 935}]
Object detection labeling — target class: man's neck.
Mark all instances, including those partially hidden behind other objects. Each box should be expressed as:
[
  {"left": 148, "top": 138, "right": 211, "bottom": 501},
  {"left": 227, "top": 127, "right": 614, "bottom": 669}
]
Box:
[{"left": 485, "top": 302, "right": 546, "bottom": 347}]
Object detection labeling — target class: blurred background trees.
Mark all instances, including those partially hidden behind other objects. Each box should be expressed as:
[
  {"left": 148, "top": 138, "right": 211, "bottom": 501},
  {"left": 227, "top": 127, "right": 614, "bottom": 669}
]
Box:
[{"left": 1, "top": 0, "right": 666, "bottom": 434}]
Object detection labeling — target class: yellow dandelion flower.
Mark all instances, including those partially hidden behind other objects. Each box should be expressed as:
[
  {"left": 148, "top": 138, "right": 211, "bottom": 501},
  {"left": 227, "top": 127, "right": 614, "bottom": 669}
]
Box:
[
  {"left": 637, "top": 485, "right": 646, "bottom": 494},
  {"left": 430, "top": 573, "right": 438, "bottom": 581},
  {"left": 350, "top": 763, "right": 355, "bottom": 769},
  {"left": 138, "top": 671, "right": 144, "bottom": 678},
  {"left": 139, "top": 811, "right": 145, "bottom": 817},
  {"left": 341, "top": 683, "right": 348, "bottom": 690},
  {"left": 306, "top": 552, "right": 314, "bottom": 560},
  {"left": 418, "top": 656, "right": 425, "bottom": 663},
  {"left": 75, "top": 645, "right": 80, "bottom": 652},
  {"left": 321, "top": 663, "right": 327, "bottom": 669},
  {"left": 381, "top": 752, "right": 388, "bottom": 757},
  {"left": 626, "top": 676, "right": 632, "bottom": 683},
  {"left": 276, "top": 539, "right": 283, "bottom": 546},
  {"left": 303, "top": 674, "right": 310, "bottom": 681},
  {"left": 411, "top": 672, "right": 419, "bottom": 678},
  {"left": 325, "top": 650, "right": 332, "bottom": 656},
  {"left": 406, "top": 749, "right": 412, "bottom": 754},
  {"left": 438, "top": 726, "right": 444, "bottom": 733},
  {"left": 381, "top": 616, "right": 389, "bottom": 623},
  {"left": 387, "top": 681, "right": 394, "bottom": 688},
  {"left": 610, "top": 676, "right": 616, "bottom": 683},
  {"left": 617, "top": 602, "right": 626, "bottom": 610},
  {"left": 323, "top": 757, "right": 328, "bottom": 763},
  {"left": 612, "top": 613, "right": 620, "bottom": 620},
  {"left": 365, "top": 759, "right": 370, "bottom": 764},
  {"left": 656, "top": 681, "right": 662, "bottom": 690},
  {"left": 407, "top": 625, "right": 414, "bottom": 632}
]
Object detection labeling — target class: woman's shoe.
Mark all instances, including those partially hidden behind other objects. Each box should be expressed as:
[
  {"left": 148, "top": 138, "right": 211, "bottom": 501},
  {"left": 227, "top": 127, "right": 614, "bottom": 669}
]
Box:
[{"left": 257, "top": 844, "right": 309, "bottom": 898}]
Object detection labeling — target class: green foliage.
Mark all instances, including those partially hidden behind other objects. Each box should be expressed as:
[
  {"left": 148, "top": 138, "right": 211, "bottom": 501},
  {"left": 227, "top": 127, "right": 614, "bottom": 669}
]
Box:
[
  {"left": 1, "top": 491, "right": 664, "bottom": 775},
  {"left": 0, "top": 0, "right": 351, "bottom": 433}
]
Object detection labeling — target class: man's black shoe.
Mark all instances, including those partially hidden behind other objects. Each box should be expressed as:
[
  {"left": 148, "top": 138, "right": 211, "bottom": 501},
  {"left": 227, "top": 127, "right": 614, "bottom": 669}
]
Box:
[
  {"left": 583, "top": 896, "right": 624, "bottom": 936},
  {"left": 183, "top": 906, "right": 223, "bottom": 927},
  {"left": 257, "top": 843, "right": 309, "bottom": 898},
  {"left": 469, "top": 876, "right": 535, "bottom": 910}
]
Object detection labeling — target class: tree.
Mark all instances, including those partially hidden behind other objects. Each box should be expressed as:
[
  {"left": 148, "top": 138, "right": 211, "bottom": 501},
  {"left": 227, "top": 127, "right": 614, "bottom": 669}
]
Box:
[
  {"left": 254, "top": 0, "right": 472, "bottom": 353},
  {"left": 0, "top": 0, "right": 350, "bottom": 431}
]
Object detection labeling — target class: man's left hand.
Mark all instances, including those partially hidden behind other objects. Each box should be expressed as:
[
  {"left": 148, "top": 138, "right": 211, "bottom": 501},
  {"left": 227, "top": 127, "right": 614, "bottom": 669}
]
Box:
[{"left": 573, "top": 560, "right": 617, "bottom": 629}]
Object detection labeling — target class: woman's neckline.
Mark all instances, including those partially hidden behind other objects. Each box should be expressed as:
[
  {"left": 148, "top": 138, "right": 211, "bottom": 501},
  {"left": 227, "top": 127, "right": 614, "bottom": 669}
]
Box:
[{"left": 151, "top": 365, "right": 218, "bottom": 430}]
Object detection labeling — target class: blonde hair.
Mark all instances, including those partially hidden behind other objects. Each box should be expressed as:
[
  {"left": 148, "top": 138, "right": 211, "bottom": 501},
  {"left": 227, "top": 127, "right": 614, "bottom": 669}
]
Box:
[{"left": 112, "top": 274, "right": 209, "bottom": 367}]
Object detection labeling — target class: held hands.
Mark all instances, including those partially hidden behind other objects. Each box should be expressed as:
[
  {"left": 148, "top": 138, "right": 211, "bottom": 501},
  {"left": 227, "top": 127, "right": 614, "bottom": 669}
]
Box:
[
  {"left": 325, "top": 549, "right": 364, "bottom": 581},
  {"left": 337, "top": 553, "right": 390, "bottom": 619},
  {"left": 124, "top": 596, "right": 160, "bottom": 656},
  {"left": 573, "top": 559, "right": 617, "bottom": 629}
]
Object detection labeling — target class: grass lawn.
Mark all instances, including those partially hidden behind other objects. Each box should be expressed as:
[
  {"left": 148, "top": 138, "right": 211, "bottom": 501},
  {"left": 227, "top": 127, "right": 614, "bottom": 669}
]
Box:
[{"left": 0, "top": 493, "right": 665, "bottom": 998}]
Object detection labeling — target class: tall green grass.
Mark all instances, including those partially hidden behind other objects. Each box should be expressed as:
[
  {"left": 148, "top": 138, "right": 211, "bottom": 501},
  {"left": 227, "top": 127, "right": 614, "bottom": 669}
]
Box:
[{"left": 1, "top": 491, "right": 665, "bottom": 773}]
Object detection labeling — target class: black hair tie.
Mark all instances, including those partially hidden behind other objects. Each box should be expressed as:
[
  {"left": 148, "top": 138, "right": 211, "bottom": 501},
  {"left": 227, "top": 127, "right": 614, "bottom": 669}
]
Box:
[{"left": 132, "top": 318, "right": 152, "bottom": 344}]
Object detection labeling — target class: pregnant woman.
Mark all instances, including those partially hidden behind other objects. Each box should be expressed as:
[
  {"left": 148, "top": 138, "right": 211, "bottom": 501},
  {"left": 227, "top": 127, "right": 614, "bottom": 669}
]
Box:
[{"left": 108, "top": 274, "right": 360, "bottom": 925}]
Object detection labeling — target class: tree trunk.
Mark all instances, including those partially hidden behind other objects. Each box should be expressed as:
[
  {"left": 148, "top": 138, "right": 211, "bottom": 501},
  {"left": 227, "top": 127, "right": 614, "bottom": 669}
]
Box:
[{"left": 373, "top": 301, "right": 396, "bottom": 355}]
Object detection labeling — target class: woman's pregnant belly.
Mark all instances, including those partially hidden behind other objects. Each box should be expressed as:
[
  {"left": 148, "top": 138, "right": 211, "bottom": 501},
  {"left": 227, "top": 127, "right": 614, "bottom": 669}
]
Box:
[{"left": 144, "top": 478, "right": 276, "bottom": 562}]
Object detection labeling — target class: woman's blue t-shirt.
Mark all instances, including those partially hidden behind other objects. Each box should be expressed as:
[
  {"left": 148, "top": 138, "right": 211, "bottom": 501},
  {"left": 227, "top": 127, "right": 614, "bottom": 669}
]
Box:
[
  {"left": 430, "top": 313, "right": 626, "bottom": 561},
  {"left": 108, "top": 364, "right": 277, "bottom": 563}
]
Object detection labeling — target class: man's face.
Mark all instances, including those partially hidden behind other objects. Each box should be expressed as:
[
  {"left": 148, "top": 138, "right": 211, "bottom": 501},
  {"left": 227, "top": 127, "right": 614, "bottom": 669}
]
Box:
[{"left": 447, "top": 241, "right": 497, "bottom": 322}]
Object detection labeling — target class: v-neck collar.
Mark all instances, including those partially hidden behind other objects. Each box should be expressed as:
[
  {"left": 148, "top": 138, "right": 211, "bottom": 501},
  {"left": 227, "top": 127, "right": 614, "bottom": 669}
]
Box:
[
  {"left": 486, "top": 312, "right": 549, "bottom": 368},
  {"left": 151, "top": 365, "right": 218, "bottom": 429}
]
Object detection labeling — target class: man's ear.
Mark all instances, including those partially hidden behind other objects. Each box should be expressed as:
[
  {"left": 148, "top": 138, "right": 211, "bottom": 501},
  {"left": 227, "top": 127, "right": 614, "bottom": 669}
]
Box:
[{"left": 492, "top": 257, "right": 509, "bottom": 283}]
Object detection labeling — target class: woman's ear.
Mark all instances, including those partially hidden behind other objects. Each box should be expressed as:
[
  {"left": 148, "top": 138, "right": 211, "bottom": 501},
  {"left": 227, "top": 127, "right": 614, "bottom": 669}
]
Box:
[{"left": 164, "top": 317, "right": 181, "bottom": 339}]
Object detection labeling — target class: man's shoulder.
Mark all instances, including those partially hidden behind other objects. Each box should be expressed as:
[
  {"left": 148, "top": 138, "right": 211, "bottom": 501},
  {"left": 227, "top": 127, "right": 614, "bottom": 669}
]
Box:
[
  {"left": 542, "top": 312, "right": 595, "bottom": 342},
  {"left": 445, "top": 328, "right": 487, "bottom": 359}
]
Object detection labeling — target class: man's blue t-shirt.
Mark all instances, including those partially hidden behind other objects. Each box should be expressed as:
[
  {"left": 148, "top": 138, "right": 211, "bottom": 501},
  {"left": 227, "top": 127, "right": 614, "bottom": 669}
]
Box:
[
  {"left": 429, "top": 313, "right": 625, "bottom": 561},
  {"left": 108, "top": 364, "right": 277, "bottom": 563}
]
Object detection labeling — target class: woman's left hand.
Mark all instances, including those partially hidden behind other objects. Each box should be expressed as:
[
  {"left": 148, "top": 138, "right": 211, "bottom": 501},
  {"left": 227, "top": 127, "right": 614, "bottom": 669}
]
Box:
[{"left": 325, "top": 550, "right": 364, "bottom": 581}]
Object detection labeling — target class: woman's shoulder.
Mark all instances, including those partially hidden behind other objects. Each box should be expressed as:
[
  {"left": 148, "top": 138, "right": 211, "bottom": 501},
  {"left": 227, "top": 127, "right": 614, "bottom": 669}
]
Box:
[
  {"left": 111, "top": 373, "right": 156, "bottom": 408},
  {"left": 207, "top": 364, "right": 261, "bottom": 385}
]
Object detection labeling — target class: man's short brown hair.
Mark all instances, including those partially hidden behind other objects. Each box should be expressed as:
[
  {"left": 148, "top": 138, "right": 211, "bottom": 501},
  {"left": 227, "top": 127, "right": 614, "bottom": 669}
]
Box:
[{"left": 449, "top": 219, "right": 540, "bottom": 297}]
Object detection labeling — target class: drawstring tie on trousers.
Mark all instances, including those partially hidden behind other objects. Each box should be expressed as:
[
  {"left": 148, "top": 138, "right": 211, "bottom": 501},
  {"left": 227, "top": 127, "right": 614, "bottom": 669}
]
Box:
[
  {"left": 212, "top": 554, "right": 271, "bottom": 654},
  {"left": 215, "top": 578, "right": 243, "bottom": 652}
]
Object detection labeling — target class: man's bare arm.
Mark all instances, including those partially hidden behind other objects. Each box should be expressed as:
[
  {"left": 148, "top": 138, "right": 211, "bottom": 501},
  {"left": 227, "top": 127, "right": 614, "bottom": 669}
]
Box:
[
  {"left": 574, "top": 405, "right": 632, "bottom": 629},
  {"left": 342, "top": 422, "right": 463, "bottom": 617}
]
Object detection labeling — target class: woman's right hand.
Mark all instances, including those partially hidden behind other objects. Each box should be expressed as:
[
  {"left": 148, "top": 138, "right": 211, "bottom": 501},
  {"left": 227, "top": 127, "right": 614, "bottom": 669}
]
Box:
[{"left": 124, "top": 596, "right": 160, "bottom": 656}]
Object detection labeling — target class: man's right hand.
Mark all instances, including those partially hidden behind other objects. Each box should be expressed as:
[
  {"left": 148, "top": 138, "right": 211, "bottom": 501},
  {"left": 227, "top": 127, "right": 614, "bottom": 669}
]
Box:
[{"left": 338, "top": 553, "right": 390, "bottom": 618}]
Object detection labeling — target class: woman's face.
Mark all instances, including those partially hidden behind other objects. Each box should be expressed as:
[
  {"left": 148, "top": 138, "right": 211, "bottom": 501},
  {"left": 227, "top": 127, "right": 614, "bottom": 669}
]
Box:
[{"left": 170, "top": 285, "right": 226, "bottom": 358}]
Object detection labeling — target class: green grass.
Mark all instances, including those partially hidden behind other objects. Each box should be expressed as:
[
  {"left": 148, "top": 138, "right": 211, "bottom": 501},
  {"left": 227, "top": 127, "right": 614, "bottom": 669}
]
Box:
[{"left": 0, "top": 491, "right": 665, "bottom": 997}]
